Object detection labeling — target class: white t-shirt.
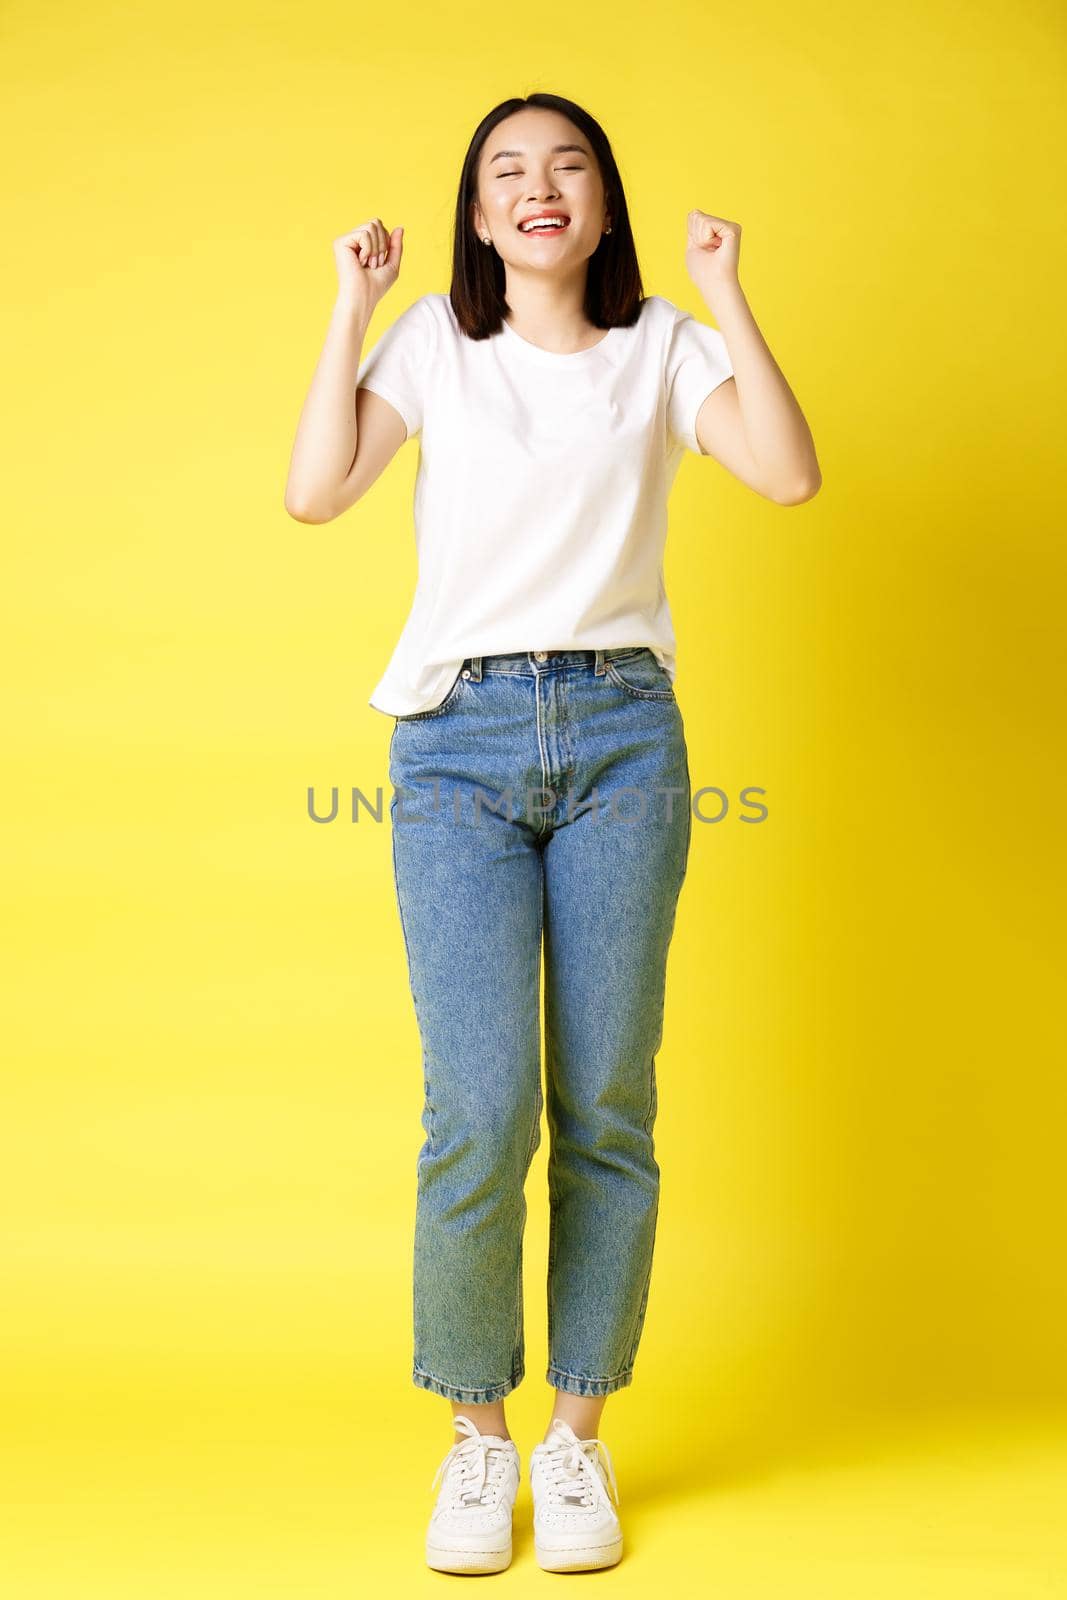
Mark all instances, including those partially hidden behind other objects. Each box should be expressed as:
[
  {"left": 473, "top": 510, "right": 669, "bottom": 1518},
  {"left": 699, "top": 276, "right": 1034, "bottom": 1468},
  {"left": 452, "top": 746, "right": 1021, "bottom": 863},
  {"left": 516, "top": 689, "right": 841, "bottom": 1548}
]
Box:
[{"left": 356, "top": 291, "right": 734, "bottom": 717}]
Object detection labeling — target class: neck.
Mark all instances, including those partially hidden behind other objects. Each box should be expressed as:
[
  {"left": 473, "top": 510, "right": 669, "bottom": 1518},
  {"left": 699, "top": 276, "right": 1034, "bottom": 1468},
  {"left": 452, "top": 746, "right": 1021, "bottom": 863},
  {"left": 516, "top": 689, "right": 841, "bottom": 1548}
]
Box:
[{"left": 502, "top": 269, "right": 596, "bottom": 347}]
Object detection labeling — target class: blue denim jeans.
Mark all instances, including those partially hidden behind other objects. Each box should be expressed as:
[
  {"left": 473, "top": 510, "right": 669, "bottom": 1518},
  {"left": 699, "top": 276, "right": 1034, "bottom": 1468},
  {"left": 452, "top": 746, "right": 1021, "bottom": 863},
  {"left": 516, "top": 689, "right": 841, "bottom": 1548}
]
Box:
[{"left": 387, "top": 647, "right": 692, "bottom": 1403}]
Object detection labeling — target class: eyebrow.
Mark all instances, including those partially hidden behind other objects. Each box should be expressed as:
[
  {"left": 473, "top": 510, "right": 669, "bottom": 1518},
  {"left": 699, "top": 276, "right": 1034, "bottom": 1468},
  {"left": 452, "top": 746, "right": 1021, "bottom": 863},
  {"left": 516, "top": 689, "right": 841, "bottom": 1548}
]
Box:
[{"left": 488, "top": 143, "right": 590, "bottom": 164}]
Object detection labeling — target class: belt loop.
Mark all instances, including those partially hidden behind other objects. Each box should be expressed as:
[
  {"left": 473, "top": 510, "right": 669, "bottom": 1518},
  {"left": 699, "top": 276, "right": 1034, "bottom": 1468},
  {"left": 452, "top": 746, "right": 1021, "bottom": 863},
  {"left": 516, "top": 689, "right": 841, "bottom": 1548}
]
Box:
[
  {"left": 594, "top": 648, "right": 606, "bottom": 677},
  {"left": 471, "top": 655, "right": 483, "bottom": 681}
]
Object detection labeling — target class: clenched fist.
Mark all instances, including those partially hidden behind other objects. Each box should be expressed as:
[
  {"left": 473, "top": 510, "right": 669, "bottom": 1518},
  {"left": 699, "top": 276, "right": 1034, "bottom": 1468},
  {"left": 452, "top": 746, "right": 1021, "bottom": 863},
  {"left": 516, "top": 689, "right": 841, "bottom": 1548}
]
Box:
[
  {"left": 685, "top": 209, "right": 741, "bottom": 297},
  {"left": 333, "top": 218, "right": 405, "bottom": 316}
]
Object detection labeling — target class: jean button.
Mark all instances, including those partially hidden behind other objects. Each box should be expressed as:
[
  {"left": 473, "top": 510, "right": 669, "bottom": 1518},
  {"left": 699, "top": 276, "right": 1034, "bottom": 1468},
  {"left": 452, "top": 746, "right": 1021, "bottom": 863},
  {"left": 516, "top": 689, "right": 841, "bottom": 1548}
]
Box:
[
  {"left": 534, "top": 650, "right": 548, "bottom": 661},
  {"left": 461, "top": 669, "right": 471, "bottom": 678}
]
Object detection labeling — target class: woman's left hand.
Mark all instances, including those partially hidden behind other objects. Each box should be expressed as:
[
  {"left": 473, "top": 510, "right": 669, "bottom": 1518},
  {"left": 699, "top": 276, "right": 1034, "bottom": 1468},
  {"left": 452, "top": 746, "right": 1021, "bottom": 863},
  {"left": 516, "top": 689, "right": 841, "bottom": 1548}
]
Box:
[{"left": 685, "top": 209, "right": 741, "bottom": 295}]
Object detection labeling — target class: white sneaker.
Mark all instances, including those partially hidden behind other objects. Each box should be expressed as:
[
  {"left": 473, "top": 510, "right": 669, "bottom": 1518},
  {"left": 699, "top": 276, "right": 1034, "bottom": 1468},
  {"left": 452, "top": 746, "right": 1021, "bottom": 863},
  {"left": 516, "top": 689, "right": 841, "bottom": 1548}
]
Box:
[
  {"left": 425, "top": 1414, "right": 521, "bottom": 1574},
  {"left": 529, "top": 1417, "right": 624, "bottom": 1571}
]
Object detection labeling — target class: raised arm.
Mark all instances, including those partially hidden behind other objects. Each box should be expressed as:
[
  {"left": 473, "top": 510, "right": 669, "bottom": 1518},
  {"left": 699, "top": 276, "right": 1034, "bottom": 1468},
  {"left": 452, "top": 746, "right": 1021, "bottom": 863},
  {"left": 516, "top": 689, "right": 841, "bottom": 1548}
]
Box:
[
  {"left": 284, "top": 219, "right": 406, "bottom": 524},
  {"left": 685, "top": 208, "right": 822, "bottom": 505}
]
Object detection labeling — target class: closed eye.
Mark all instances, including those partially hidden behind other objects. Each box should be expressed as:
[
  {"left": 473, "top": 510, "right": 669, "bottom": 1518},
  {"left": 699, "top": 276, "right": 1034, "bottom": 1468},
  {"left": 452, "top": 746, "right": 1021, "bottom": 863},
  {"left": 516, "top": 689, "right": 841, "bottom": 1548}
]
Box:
[{"left": 497, "top": 166, "right": 585, "bottom": 178}]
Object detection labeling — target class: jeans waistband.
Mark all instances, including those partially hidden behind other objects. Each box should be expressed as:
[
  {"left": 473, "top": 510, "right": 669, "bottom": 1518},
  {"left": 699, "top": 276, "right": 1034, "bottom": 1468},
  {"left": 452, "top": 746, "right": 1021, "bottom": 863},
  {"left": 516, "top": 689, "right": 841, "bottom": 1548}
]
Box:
[{"left": 463, "top": 648, "right": 647, "bottom": 681}]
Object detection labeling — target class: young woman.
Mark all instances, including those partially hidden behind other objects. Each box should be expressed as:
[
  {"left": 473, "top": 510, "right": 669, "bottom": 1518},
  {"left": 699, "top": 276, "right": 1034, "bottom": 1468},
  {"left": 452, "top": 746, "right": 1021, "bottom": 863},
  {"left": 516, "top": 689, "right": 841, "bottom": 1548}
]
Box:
[{"left": 286, "top": 91, "right": 820, "bottom": 1575}]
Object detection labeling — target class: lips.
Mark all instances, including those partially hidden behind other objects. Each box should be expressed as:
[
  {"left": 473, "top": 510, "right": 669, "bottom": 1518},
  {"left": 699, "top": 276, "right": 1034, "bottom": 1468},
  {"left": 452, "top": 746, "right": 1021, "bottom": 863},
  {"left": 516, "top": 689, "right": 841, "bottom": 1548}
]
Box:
[{"left": 517, "top": 213, "right": 571, "bottom": 233}]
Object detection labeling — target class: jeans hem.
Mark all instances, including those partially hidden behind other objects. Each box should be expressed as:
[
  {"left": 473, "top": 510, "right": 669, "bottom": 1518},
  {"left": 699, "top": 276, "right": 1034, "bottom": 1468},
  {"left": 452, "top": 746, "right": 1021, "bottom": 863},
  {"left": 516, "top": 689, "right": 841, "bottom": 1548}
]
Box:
[
  {"left": 413, "top": 1362, "right": 524, "bottom": 1403},
  {"left": 546, "top": 1364, "right": 634, "bottom": 1397}
]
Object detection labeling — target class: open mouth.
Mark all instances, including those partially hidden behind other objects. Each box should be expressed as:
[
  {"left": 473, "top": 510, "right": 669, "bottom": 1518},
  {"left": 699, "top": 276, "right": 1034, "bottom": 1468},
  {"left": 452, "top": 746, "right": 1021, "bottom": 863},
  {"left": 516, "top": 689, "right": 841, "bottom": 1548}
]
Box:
[{"left": 517, "top": 217, "right": 571, "bottom": 235}]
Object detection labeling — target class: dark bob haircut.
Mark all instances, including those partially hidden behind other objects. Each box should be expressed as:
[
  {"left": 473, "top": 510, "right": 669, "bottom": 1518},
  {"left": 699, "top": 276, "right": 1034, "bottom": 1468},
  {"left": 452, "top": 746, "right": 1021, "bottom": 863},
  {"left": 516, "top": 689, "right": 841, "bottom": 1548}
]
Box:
[{"left": 449, "top": 92, "right": 646, "bottom": 341}]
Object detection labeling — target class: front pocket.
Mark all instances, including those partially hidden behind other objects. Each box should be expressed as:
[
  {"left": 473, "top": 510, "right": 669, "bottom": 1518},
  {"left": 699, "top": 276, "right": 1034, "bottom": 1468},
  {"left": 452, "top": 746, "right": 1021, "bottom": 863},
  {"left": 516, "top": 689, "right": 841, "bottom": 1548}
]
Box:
[{"left": 604, "top": 649, "right": 676, "bottom": 701}]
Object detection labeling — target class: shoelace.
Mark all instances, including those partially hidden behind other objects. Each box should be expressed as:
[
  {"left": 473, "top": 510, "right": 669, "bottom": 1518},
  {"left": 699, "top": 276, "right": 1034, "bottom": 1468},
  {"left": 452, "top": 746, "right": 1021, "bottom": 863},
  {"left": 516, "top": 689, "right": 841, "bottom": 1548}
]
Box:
[
  {"left": 534, "top": 1418, "right": 620, "bottom": 1511},
  {"left": 430, "top": 1415, "right": 515, "bottom": 1511}
]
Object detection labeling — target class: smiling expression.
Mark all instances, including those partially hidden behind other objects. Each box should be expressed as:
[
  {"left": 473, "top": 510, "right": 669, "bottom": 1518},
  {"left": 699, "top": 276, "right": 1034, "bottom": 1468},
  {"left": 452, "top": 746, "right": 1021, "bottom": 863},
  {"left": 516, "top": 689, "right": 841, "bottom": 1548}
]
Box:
[{"left": 471, "top": 108, "right": 611, "bottom": 271}]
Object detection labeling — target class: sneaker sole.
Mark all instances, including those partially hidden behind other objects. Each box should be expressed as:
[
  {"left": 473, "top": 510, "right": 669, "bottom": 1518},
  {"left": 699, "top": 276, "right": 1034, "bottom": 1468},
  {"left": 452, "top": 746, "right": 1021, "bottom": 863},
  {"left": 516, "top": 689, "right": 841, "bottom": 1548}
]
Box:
[
  {"left": 426, "top": 1540, "right": 512, "bottom": 1574},
  {"left": 535, "top": 1533, "right": 623, "bottom": 1572}
]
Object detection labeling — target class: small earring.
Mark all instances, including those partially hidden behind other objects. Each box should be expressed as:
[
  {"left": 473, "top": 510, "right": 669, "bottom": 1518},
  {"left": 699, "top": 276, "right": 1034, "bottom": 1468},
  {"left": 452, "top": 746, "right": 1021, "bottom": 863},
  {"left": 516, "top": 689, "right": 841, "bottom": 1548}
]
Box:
[
  {"left": 482, "top": 236, "right": 492, "bottom": 246},
  {"left": 604, "top": 225, "right": 612, "bottom": 234}
]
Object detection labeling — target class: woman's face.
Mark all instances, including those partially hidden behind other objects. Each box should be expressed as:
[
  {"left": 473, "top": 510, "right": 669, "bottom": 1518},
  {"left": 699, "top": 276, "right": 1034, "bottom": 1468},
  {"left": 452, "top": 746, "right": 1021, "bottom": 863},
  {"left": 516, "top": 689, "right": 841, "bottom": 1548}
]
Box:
[{"left": 471, "top": 108, "right": 610, "bottom": 278}]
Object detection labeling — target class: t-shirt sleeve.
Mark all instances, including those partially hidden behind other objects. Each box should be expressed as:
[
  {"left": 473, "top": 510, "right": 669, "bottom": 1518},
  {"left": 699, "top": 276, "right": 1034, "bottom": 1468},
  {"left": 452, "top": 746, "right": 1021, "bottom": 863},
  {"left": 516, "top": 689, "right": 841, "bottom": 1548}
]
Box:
[
  {"left": 356, "top": 296, "right": 432, "bottom": 440},
  {"left": 665, "top": 307, "right": 735, "bottom": 455}
]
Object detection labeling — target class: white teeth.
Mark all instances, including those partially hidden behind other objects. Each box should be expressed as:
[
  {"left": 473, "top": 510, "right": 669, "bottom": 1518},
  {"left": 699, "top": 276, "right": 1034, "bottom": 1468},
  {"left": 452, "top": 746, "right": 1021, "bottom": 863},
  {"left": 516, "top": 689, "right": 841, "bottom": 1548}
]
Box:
[{"left": 519, "top": 218, "right": 568, "bottom": 232}]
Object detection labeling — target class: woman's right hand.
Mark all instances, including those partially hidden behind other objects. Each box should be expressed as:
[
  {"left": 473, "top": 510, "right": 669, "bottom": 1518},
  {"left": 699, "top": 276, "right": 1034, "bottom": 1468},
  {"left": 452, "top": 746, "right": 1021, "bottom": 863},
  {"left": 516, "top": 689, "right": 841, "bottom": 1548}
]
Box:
[{"left": 333, "top": 219, "right": 404, "bottom": 316}]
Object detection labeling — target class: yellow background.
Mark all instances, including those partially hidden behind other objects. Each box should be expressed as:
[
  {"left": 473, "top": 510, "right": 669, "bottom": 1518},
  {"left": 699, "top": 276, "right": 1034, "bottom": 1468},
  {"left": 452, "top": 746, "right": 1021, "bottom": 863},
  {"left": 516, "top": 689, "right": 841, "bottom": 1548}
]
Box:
[{"left": 3, "top": 1, "right": 1065, "bottom": 1593}]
